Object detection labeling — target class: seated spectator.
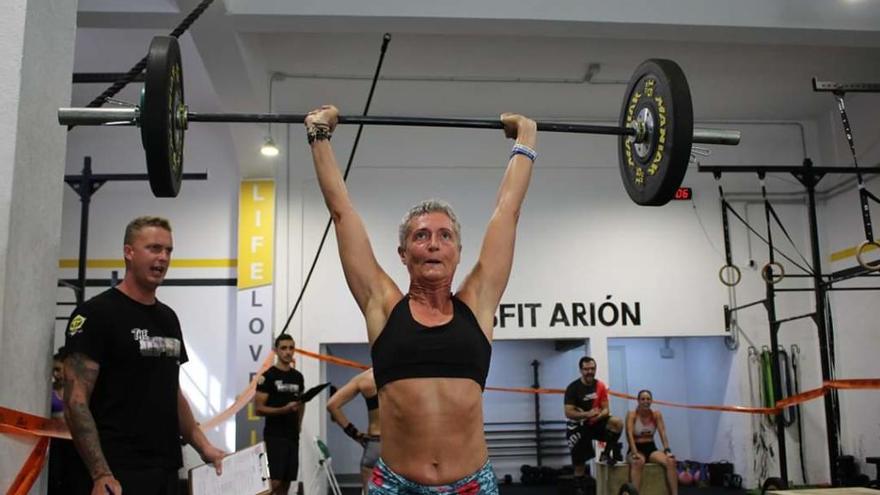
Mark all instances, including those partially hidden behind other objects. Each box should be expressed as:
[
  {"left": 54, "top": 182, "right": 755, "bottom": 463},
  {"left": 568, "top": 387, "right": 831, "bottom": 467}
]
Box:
[{"left": 626, "top": 390, "right": 677, "bottom": 495}]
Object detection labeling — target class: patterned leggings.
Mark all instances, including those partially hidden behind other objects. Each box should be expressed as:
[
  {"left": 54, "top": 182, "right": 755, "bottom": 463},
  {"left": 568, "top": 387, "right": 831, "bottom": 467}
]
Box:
[{"left": 368, "top": 458, "right": 498, "bottom": 495}]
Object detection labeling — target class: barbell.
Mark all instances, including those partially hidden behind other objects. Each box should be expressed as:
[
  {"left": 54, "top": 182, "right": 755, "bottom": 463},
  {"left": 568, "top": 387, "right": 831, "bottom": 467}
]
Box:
[{"left": 59, "top": 36, "right": 741, "bottom": 204}]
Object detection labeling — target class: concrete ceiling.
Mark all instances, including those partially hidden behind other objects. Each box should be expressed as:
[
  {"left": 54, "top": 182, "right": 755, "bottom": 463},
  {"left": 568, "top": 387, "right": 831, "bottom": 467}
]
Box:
[{"left": 70, "top": 0, "right": 880, "bottom": 178}]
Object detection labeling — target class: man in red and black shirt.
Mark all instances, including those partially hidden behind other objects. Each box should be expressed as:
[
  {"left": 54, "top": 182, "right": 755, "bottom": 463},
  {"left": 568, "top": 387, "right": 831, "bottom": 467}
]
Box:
[{"left": 564, "top": 356, "right": 624, "bottom": 493}]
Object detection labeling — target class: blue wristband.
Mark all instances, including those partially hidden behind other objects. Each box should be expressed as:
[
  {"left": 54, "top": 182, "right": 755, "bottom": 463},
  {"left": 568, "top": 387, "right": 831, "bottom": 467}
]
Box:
[{"left": 510, "top": 143, "right": 537, "bottom": 162}]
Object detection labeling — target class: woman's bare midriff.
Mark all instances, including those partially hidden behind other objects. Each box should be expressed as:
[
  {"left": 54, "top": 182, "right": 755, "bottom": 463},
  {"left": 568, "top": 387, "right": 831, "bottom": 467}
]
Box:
[{"left": 378, "top": 377, "right": 487, "bottom": 485}]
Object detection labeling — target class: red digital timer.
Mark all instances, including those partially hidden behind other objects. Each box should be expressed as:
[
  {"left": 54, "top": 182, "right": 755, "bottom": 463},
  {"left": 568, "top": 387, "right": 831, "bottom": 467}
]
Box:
[{"left": 673, "top": 187, "right": 692, "bottom": 200}]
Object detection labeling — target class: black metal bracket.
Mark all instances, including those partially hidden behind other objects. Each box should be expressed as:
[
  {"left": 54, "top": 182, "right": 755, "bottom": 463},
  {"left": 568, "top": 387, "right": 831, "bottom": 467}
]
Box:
[{"left": 61, "top": 156, "right": 208, "bottom": 305}]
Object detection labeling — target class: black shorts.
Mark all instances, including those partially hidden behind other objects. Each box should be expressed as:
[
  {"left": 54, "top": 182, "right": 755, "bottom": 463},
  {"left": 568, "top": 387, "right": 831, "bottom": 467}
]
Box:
[
  {"left": 265, "top": 436, "right": 300, "bottom": 482},
  {"left": 67, "top": 465, "right": 179, "bottom": 495},
  {"left": 567, "top": 417, "right": 610, "bottom": 466},
  {"left": 48, "top": 438, "right": 80, "bottom": 494},
  {"left": 631, "top": 441, "right": 658, "bottom": 458}
]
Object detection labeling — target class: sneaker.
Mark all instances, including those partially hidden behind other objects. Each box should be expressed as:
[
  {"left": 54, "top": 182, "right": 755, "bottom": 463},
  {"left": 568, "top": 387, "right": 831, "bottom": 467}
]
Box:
[
  {"left": 611, "top": 443, "right": 624, "bottom": 463},
  {"left": 599, "top": 450, "right": 616, "bottom": 466}
]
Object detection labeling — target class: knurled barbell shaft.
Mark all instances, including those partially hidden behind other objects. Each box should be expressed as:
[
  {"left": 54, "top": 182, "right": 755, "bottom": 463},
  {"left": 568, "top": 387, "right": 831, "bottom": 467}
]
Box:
[
  {"left": 58, "top": 108, "right": 741, "bottom": 145},
  {"left": 187, "top": 113, "right": 635, "bottom": 137}
]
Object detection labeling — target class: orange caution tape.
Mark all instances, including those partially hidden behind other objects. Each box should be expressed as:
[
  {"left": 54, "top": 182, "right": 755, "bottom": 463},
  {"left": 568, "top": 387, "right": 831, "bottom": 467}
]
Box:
[
  {"left": 0, "top": 406, "right": 70, "bottom": 440},
  {"left": 776, "top": 379, "right": 880, "bottom": 409},
  {"left": 826, "top": 378, "right": 880, "bottom": 390},
  {"left": 776, "top": 386, "right": 828, "bottom": 409},
  {"left": 486, "top": 386, "right": 565, "bottom": 394},
  {"left": 200, "top": 346, "right": 373, "bottom": 430},
  {"left": 0, "top": 423, "right": 70, "bottom": 440},
  {"left": 200, "top": 347, "right": 367, "bottom": 431},
  {"left": 287, "top": 350, "right": 880, "bottom": 415},
  {"left": 484, "top": 385, "right": 774, "bottom": 413},
  {"left": 295, "top": 348, "right": 369, "bottom": 370},
  {"left": 6, "top": 437, "right": 49, "bottom": 495},
  {"left": 5, "top": 345, "right": 879, "bottom": 494},
  {"left": 610, "top": 390, "right": 778, "bottom": 414},
  {"left": 199, "top": 351, "right": 275, "bottom": 431}
]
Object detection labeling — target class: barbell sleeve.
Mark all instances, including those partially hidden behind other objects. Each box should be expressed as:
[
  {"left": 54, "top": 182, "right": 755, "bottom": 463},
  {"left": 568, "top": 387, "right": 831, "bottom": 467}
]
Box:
[
  {"left": 58, "top": 107, "right": 138, "bottom": 126},
  {"left": 692, "top": 129, "right": 741, "bottom": 146}
]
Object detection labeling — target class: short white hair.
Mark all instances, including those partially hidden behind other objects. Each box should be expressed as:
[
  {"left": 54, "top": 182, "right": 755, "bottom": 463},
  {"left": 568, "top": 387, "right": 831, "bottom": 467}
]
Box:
[{"left": 398, "top": 199, "right": 461, "bottom": 249}]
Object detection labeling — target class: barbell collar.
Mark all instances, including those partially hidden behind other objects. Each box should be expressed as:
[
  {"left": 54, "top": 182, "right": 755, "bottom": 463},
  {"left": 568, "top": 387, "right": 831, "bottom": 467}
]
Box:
[{"left": 58, "top": 107, "right": 139, "bottom": 126}]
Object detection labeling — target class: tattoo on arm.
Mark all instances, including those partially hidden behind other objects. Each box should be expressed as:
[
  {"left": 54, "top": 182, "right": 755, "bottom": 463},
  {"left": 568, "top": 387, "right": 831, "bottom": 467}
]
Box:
[{"left": 63, "top": 353, "right": 111, "bottom": 480}]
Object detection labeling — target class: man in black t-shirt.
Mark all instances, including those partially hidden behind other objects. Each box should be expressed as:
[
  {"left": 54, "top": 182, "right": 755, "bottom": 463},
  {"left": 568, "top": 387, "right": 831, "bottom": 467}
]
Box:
[
  {"left": 563, "top": 356, "right": 624, "bottom": 494},
  {"left": 64, "top": 216, "right": 225, "bottom": 495},
  {"left": 255, "top": 334, "right": 305, "bottom": 495}
]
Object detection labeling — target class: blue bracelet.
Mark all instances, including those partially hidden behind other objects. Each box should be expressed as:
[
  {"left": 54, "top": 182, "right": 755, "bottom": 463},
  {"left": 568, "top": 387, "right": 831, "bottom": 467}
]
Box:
[{"left": 510, "top": 143, "right": 537, "bottom": 162}]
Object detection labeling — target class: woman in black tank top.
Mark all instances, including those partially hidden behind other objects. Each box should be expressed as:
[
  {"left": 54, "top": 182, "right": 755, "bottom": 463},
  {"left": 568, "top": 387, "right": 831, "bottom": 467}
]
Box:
[{"left": 306, "top": 105, "right": 537, "bottom": 492}]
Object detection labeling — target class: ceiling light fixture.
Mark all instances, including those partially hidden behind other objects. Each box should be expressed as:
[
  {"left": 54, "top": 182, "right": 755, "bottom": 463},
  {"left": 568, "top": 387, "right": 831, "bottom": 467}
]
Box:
[
  {"left": 260, "top": 72, "right": 280, "bottom": 158},
  {"left": 260, "top": 137, "right": 279, "bottom": 157}
]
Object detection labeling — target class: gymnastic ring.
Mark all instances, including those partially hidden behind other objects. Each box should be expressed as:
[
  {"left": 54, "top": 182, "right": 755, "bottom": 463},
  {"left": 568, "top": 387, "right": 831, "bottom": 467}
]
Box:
[
  {"left": 718, "top": 264, "right": 741, "bottom": 287},
  {"left": 761, "top": 262, "right": 785, "bottom": 284},
  {"left": 855, "top": 240, "right": 880, "bottom": 271}
]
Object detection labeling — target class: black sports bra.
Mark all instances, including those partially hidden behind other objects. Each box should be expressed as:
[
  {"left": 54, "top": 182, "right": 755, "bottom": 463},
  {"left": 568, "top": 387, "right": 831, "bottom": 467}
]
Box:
[{"left": 371, "top": 295, "right": 491, "bottom": 390}]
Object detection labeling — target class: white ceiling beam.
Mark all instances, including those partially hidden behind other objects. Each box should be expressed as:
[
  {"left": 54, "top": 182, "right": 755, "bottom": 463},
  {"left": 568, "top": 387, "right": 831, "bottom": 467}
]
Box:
[
  {"left": 223, "top": 0, "right": 880, "bottom": 39},
  {"left": 173, "top": 0, "right": 276, "bottom": 179}
]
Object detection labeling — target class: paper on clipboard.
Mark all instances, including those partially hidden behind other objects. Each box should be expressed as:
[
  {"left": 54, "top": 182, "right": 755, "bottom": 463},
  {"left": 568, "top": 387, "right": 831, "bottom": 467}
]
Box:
[{"left": 188, "top": 442, "right": 270, "bottom": 495}]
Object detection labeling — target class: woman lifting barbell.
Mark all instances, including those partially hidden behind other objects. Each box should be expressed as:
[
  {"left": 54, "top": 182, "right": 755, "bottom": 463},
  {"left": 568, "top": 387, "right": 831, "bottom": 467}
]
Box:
[{"left": 305, "top": 104, "right": 536, "bottom": 494}]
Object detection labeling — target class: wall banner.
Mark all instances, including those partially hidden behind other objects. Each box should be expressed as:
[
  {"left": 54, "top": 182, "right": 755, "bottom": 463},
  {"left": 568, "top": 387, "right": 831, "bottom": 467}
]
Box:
[{"left": 235, "top": 180, "right": 275, "bottom": 449}]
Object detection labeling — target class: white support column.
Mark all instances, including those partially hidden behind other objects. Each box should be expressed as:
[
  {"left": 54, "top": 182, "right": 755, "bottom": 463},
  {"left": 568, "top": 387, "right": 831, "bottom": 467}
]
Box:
[
  {"left": 590, "top": 333, "right": 610, "bottom": 384},
  {"left": 0, "top": 0, "right": 77, "bottom": 490}
]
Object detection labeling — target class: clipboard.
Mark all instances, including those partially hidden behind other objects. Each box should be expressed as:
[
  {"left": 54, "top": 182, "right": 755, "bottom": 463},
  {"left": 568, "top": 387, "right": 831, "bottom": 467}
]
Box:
[{"left": 188, "top": 442, "right": 270, "bottom": 495}]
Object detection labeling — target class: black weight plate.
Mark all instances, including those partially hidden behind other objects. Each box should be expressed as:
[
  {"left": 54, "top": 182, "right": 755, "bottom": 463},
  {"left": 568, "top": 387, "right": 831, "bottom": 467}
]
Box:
[
  {"left": 141, "top": 36, "right": 185, "bottom": 197},
  {"left": 618, "top": 59, "right": 693, "bottom": 206},
  {"left": 761, "top": 476, "right": 786, "bottom": 495}
]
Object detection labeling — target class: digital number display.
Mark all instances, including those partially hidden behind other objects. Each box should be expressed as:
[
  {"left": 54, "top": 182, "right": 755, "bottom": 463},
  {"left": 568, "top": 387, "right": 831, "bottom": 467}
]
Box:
[{"left": 673, "top": 187, "right": 693, "bottom": 201}]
